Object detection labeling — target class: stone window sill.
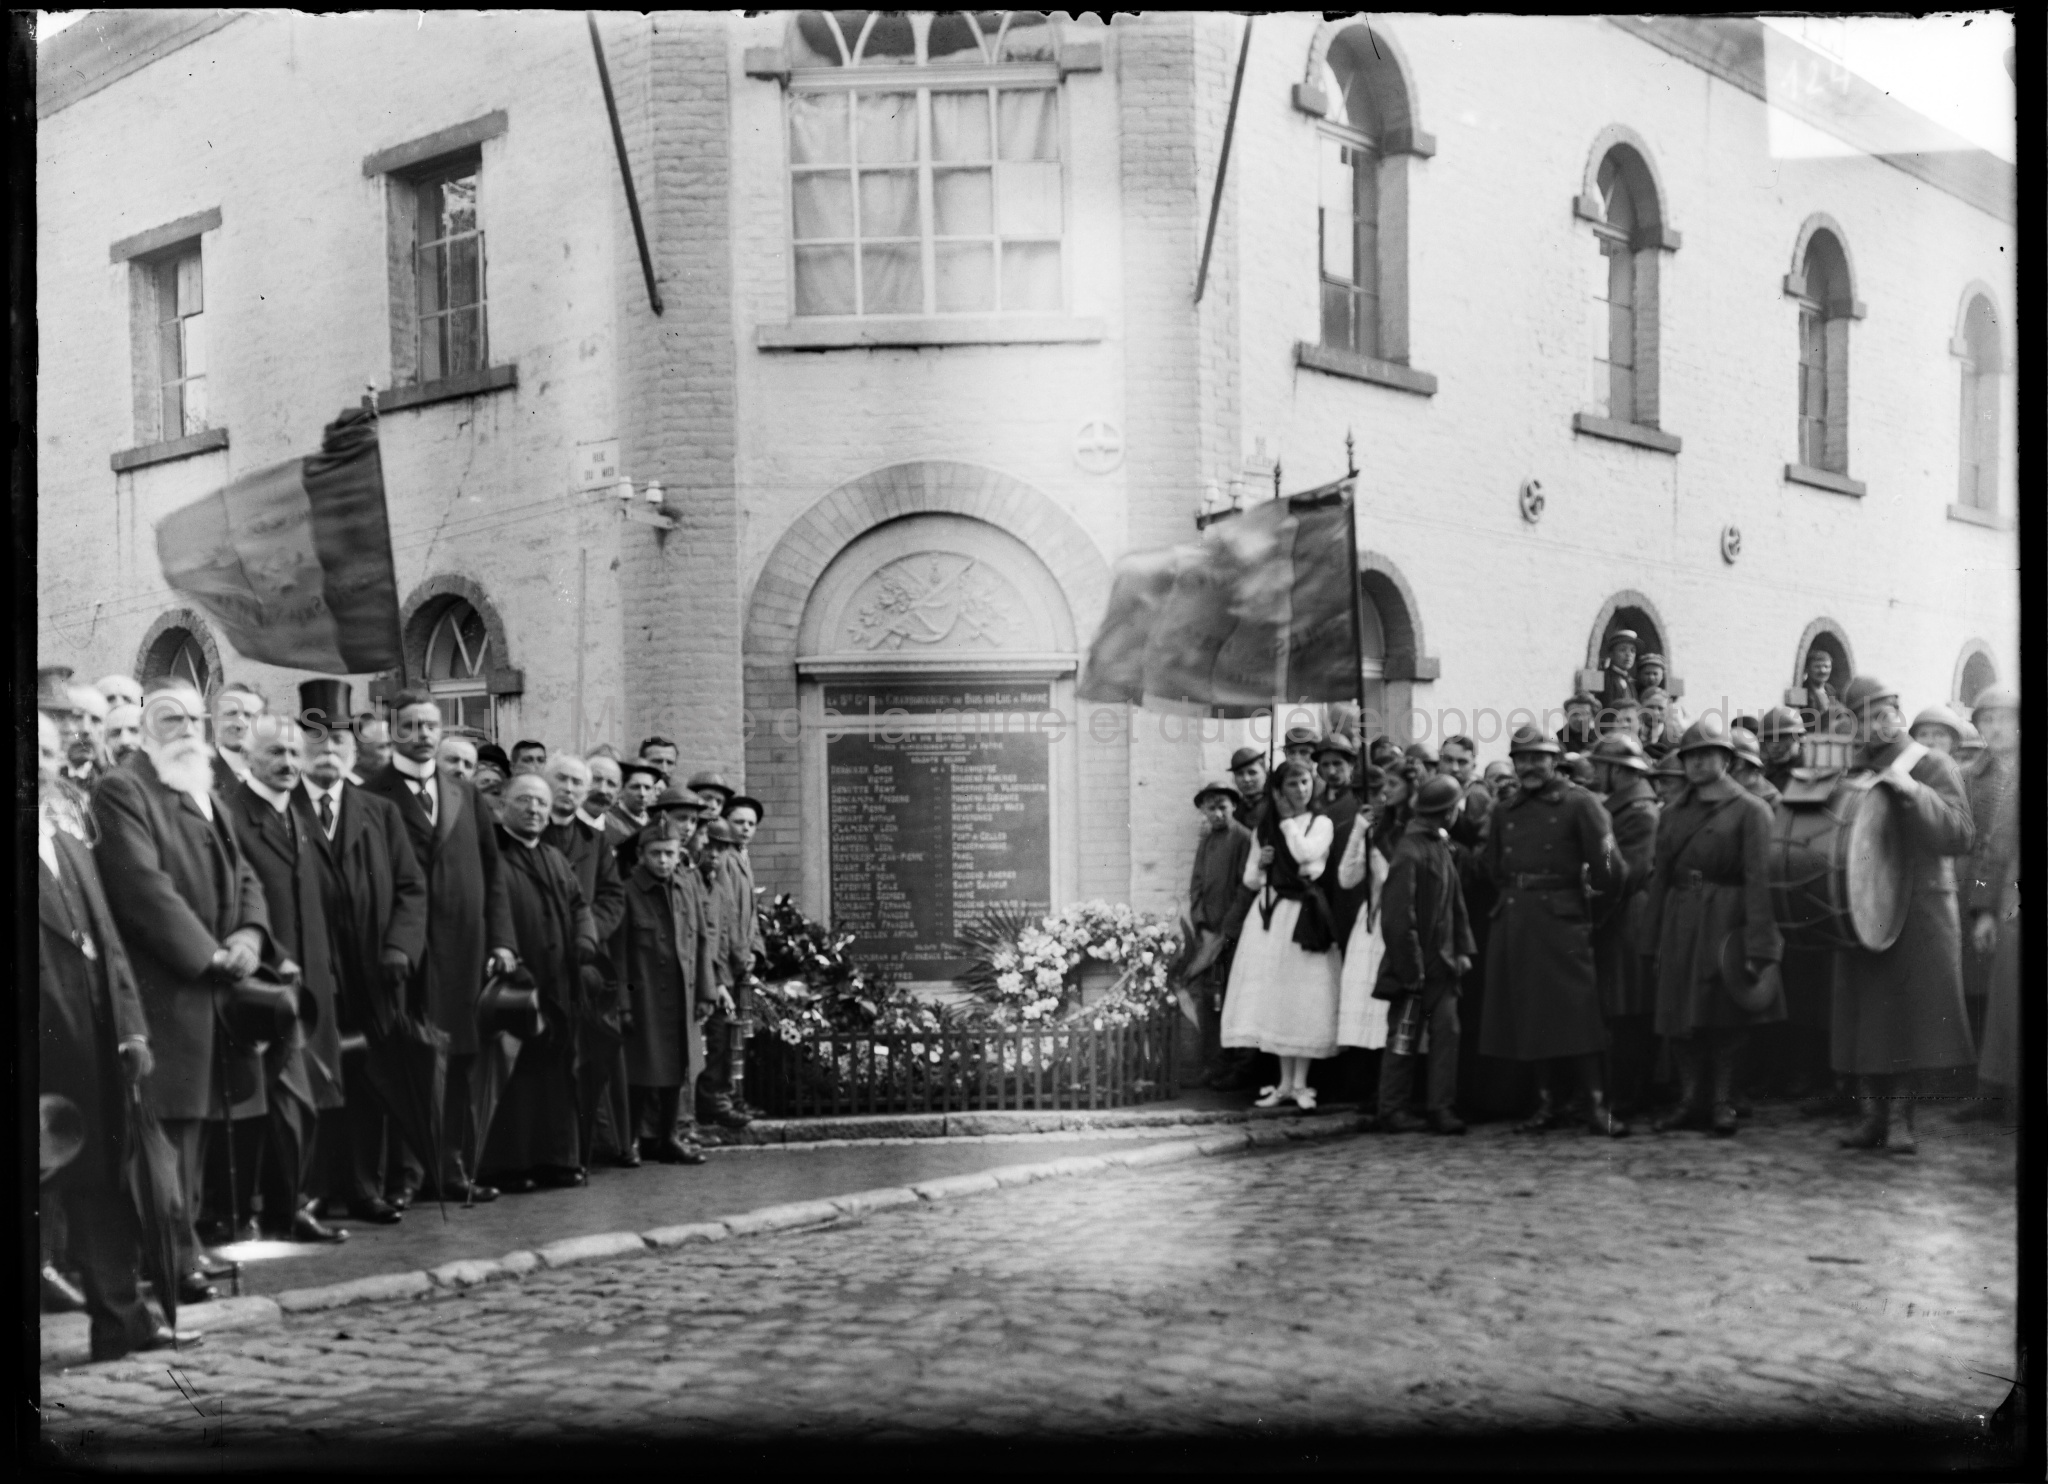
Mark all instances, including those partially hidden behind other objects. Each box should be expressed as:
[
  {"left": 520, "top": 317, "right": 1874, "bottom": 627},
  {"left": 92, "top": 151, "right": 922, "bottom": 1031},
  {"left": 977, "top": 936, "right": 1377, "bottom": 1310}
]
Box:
[
  {"left": 1572, "top": 412, "right": 1681, "bottom": 455},
  {"left": 1294, "top": 342, "right": 1437, "bottom": 396},
  {"left": 1784, "top": 463, "right": 1866, "bottom": 498},
  {"left": 110, "top": 426, "right": 229, "bottom": 473},
  {"left": 757, "top": 316, "right": 1105, "bottom": 350},
  {"left": 376, "top": 364, "right": 518, "bottom": 413},
  {"left": 1946, "top": 501, "right": 2004, "bottom": 529}
]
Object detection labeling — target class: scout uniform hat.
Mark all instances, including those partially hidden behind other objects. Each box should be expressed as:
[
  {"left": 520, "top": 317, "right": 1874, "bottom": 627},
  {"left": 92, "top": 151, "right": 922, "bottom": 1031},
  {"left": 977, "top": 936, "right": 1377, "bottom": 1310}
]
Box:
[
  {"left": 1563, "top": 753, "right": 1597, "bottom": 785},
  {"left": 1589, "top": 732, "right": 1651, "bottom": 773},
  {"left": 705, "top": 818, "right": 739, "bottom": 846},
  {"left": 725, "top": 793, "right": 766, "bottom": 819},
  {"left": 1729, "top": 727, "right": 1766, "bottom": 771},
  {"left": 1508, "top": 725, "right": 1561, "bottom": 757},
  {"left": 653, "top": 785, "right": 706, "bottom": 814},
  {"left": 686, "top": 770, "right": 734, "bottom": 801},
  {"left": 1654, "top": 749, "right": 1685, "bottom": 780},
  {"left": 1193, "top": 776, "right": 1244, "bottom": 807}
]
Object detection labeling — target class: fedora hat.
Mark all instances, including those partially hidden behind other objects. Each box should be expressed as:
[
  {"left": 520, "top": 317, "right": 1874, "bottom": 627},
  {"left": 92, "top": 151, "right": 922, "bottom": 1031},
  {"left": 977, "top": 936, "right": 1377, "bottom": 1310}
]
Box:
[
  {"left": 1719, "top": 933, "right": 1783, "bottom": 1015},
  {"left": 478, "top": 966, "right": 544, "bottom": 1040},
  {"left": 217, "top": 963, "right": 307, "bottom": 1050},
  {"left": 1193, "top": 776, "right": 1243, "bottom": 808},
  {"left": 725, "top": 793, "right": 765, "bottom": 819}
]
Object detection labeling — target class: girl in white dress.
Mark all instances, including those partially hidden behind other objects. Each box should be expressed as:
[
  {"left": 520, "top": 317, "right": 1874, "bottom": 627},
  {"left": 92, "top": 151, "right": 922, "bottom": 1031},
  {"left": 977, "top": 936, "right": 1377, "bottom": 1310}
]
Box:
[{"left": 1220, "top": 760, "right": 1342, "bottom": 1108}]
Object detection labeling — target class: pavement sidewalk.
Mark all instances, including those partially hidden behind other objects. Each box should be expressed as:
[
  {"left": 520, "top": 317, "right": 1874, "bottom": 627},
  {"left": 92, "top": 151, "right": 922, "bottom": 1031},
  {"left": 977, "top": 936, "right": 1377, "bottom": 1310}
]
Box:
[{"left": 42, "top": 1100, "right": 1359, "bottom": 1371}]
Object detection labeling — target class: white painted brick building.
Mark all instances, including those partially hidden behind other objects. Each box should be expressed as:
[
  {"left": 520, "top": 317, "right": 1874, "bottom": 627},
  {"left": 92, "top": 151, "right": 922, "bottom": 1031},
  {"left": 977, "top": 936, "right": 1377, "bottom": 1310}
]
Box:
[{"left": 37, "top": 12, "right": 2016, "bottom": 948}]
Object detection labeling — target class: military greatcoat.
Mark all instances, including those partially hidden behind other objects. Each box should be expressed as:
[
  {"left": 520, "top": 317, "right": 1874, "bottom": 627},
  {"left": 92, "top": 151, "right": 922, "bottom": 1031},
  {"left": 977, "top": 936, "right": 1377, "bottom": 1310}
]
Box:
[
  {"left": 1830, "top": 738, "right": 1977, "bottom": 1075},
  {"left": 1592, "top": 774, "right": 1660, "bottom": 1018},
  {"left": 1479, "top": 776, "right": 1619, "bottom": 1061},
  {"left": 1964, "top": 747, "right": 2020, "bottom": 1091},
  {"left": 1643, "top": 776, "right": 1783, "bottom": 1036}
]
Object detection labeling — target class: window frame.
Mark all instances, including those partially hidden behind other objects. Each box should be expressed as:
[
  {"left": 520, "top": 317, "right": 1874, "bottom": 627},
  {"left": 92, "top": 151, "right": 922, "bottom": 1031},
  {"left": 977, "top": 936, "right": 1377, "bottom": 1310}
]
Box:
[
  {"left": 385, "top": 146, "right": 490, "bottom": 391},
  {"left": 411, "top": 157, "right": 489, "bottom": 387},
  {"left": 1955, "top": 294, "right": 2000, "bottom": 514},
  {"left": 1316, "top": 114, "right": 1382, "bottom": 361},
  {"left": 126, "top": 237, "right": 210, "bottom": 449},
  {"left": 422, "top": 600, "right": 499, "bottom": 741},
  {"left": 1781, "top": 221, "right": 1864, "bottom": 493}
]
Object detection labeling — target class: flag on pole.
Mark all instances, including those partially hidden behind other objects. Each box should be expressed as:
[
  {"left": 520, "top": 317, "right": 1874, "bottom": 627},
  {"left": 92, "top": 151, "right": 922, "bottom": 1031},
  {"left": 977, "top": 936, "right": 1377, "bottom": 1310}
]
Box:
[
  {"left": 155, "top": 407, "right": 402, "bottom": 674},
  {"left": 1078, "top": 477, "right": 1359, "bottom": 716}
]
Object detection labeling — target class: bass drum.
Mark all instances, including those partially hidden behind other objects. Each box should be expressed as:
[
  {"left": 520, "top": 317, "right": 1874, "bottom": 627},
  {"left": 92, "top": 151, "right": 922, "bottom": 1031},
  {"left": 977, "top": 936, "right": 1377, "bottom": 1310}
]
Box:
[{"left": 1769, "top": 772, "right": 1910, "bottom": 953}]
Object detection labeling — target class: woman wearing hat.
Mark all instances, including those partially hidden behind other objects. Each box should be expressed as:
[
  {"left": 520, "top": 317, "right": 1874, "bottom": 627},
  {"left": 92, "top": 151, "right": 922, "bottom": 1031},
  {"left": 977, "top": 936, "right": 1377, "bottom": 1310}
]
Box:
[
  {"left": 1220, "top": 759, "right": 1341, "bottom": 1108},
  {"left": 1643, "top": 718, "right": 1783, "bottom": 1136}
]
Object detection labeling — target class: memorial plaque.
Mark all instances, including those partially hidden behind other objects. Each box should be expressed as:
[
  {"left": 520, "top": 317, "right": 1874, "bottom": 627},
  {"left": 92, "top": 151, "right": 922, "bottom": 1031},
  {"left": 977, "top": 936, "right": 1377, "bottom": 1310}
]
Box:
[
  {"left": 823, "top": 680, "right": 1052, "bottom": 716},
  {"left": 827, "top": 726, "right": 1051, "bottom": 985}
]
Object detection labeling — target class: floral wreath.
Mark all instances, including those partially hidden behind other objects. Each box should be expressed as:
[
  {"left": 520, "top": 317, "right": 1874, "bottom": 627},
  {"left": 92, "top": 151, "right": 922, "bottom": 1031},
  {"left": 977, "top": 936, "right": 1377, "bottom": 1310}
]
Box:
[{"left": 956, "top": 901, "right": 1182, "bottom": 1028}]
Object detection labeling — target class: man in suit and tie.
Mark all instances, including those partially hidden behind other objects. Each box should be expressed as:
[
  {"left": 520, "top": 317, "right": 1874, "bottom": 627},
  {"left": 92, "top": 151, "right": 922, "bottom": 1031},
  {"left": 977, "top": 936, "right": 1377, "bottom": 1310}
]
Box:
[
  {"left": 293, "top": 682, "right": 427, "bottom": 1222},
  {"left": 208, "top": 681, "right": 266, "bottom": 795},
  {"left": 92, "top": 682, "right": 273, "bottom": 1299},
  {"left": 359, "top": 690, "right": 517, "bottom": 1201},
  {"left": 39, "top": 714, "right": 192, "bottom": 1358},
  {"left": 223, "top": 714, "right": 349, "bottom": 1243},
  {"left": 585, "top": 754, "right": 635, "bottom": 850},
  {"left": 542, "top": 754, "right": 632, "bottom": 1164}
]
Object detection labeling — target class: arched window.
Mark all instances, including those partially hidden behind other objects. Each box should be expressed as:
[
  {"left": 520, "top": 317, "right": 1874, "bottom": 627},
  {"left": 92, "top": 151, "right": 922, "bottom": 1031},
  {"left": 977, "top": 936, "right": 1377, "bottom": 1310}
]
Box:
[
  {"left": 1571, "top": 136, "right": 1676, "bottom": 445},
  {"left": 1787, "top": 225, "right": 1857, "bottom": 478},
  {"left": 1957, "top": 645, "right": 1997, "bottom": 709},
  {"left": 142, "top": 628, "right": 211, "bottom": 696},
  {"left": 1956, "top": 294, "right": 2001, "bottom": 513},
  {"left": 1590, "top": 155, "right": 1640, "bottom": 423},
  {"left": 423, "top": 599, "right": 497, "bottom": 739},
  {"left": 783, "top": 12, "right": 1065, "bottom": 319}
]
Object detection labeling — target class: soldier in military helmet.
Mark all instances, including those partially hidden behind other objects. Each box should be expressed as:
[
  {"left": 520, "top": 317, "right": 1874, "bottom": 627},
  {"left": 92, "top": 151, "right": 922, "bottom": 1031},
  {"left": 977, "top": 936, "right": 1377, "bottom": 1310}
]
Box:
[
  {"left": 1828, "top": 676, "right": 1976, "bottom": 1155},
  {"left": 1650, "top": 748, "right": 1686, "bottom": 807},
  {"left": 1479, "top": 725, "right": 1626, "bottom": 1135},
  {"left": 1644, "top": 717, "right": 1784, "bottom": 1137},
  {"left": 1600, "top": 630, "right": 1640, "bottom": 709},
  {"left": 1728, "top": 727, "right": 1780, "bottom": 806},
  {"left": 1758, "top": 706, "right": 1805, "bottom": 793},
  {"left": 1909, "top": 703, "right": 1965, "bottom": 757},
  {"left": 1589, "top": 732, "right": 1660, "bottom": 1118},
  {"left": 1961, "top": 685, "right": 2019, "bottom": 1117}
]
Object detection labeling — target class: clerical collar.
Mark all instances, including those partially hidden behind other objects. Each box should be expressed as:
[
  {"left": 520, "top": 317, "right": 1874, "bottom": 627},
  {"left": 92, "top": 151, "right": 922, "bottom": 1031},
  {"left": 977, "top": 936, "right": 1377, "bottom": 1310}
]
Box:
[
  {"left": 246, "top": 776, "right": 294, "bottom": 813},
  {"left": 392, "top": 752, "right": 436, "bottom": 781},
  {"left": 506, "top": 829, "right": 541, "bottom": 849},
  {"left": 577, "top": 808, "right": 608, "bottom": 831}
]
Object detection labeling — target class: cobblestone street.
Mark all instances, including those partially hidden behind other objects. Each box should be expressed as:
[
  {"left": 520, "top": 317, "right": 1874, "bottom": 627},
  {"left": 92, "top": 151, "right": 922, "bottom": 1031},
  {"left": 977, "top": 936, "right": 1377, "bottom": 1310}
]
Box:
[{"left": 40, "top": 1107, "right": 2016, "bottom": 1461}]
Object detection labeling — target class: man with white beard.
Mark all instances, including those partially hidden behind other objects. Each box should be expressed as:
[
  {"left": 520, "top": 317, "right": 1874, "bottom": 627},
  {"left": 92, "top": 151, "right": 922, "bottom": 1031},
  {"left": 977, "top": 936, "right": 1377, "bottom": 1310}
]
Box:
[{"left": 93, "top": 682, "right": 273, "bottom": 1300}]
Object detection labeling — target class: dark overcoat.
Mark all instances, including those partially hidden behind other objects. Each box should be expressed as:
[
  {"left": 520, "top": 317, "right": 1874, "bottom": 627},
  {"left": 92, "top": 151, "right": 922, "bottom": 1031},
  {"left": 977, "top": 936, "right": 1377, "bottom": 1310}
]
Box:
[
  {"left": 614, "top": 864, "right": 715, "bottom": 1087},
  {"left": 359, "top": 763, "right": 514, "bottom": 1057},
  {"left": 1830, "top": 738, "right": 1977, "bottom": 1075},
  {"left": 1593, "top": 777, "right": 1660, "bottom": 1018},
  {"left": 1374, "top": 819, "right": 1475, "bottom": 996},
  {"left": 542, "top": 816, "right": 627, "bottom": 946},
  {"left": 1479, "top": 776, "right": 1618, "bottom": 1061},
  {"left": 1964, "top": 748, "right": 2020, "bottom": 1090},
  {"left": 1644, "top": 777, "right": 1783, "bottom": 1037},
  {"left": 41, "top": 827, "right": 150, "bottom": 1188},
  {"left": 292, "top": 782, "right": 427, "bottom": 1036},
  {"left": 92, "top": 755, "right": 272, "bottom": 1120},
  {"left": 1322, "top": 792, "right": 1371, "bottom": 948},
  {"left": 224, "top": 782, "right": 345, "bottom": 1110}
]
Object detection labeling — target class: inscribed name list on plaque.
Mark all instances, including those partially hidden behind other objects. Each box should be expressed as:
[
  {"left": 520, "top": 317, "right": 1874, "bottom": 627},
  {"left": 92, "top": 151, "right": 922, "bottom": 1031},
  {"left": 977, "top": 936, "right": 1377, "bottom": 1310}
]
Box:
[{"left": 825, "top": 681, "right": 1054, "bottom": 986}]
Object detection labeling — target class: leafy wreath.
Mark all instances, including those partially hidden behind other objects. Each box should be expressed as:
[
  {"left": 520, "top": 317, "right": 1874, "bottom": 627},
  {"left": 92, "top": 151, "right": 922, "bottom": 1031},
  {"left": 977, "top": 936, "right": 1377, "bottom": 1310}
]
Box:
[{"left": 954, "top": 900, "right": 1182, "bottom": 1028}]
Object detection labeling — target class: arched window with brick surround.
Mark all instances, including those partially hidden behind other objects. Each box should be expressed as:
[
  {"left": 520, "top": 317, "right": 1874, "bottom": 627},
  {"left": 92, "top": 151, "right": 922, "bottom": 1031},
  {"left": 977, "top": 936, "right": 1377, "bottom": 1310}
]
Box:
[
  {"left": 1570, "top": 129, "right": 1681, "bottom": 453},
  {"left": 1783, "top": 215, "right": 1866, "bottom": 497},
  {"left": 1291, "top": 19, "right": 1436, "bottom": 397}
]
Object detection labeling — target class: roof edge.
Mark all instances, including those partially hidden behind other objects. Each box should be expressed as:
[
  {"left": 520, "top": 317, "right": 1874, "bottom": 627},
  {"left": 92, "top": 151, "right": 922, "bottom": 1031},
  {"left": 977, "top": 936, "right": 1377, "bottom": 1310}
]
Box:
[{"left": 37, "top": 10, "right": 245, "bottom": 121}]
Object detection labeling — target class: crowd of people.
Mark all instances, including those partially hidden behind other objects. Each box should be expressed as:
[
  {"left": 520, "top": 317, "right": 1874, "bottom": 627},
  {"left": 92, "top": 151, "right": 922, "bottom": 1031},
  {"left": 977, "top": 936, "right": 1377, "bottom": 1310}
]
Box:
[
  {"left": 1182, "top": 661, "right": 2021, "bottom": 1153},
  {"left": 37, "top": 666, "right": 763, "bottom": 1361}
]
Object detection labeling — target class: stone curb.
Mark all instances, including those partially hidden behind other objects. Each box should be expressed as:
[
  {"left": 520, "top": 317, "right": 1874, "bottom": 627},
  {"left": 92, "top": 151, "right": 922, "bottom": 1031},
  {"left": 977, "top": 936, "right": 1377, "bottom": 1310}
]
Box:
[
  {"left": 42, "top": 1111, "right": 1361, "bottom": 1371},
  {"left": 715, "top": 1102, "right": 1361, "bottom": 1146}
]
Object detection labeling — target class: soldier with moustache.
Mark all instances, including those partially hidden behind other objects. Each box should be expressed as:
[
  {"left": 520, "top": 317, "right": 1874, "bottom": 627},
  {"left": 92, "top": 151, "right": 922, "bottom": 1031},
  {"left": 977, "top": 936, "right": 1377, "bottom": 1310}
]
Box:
[
  {"left": 290, "top": 681, "right": 426, "bottom": 1223},
  {"left": 1478, "top": 725, "right": 1627, "bottom": 1136},
  {"left": 1828, "top": 676, "right": 1977, "bottom": 1154}
]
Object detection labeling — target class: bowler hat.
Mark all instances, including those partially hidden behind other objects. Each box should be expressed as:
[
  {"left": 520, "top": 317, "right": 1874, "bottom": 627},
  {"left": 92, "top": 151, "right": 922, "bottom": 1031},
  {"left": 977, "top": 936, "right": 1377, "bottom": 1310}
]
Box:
[
  {"left": 1193, "top": 776, "right": 1243, "bottom": 807},
  {"left": 1719, "top": 933, "right": 1783, "bottom": 1015},
  {"left": 1676, "top": 717, "right": 1736, "bottom": 757},
  {"left": 298, "top": 679, "right": 354, "bottom": 729},
  {"left": 1228, "top": 746, "right": 1265, "bottom": 772},
  {"left": 1759, "top": 705, "right": 1806, "bottom": 739},
  {"left": 1604, "top": 629, "right": 1640, "bottom": 652},
  {"left": 686, "top": 770, "right": 733, "bottom": 799},
  {"left": 620, "top": 758, "right": 663, "bottom": 783},
  {"left": 654, "top": 785, "right": 705, "bottom": 814},
  {"left": 705, "top": 818, "right": 739, "bottom": 846},
  {"left": 1841, "top": 675, "right": 1898, "bottom": 714},
  {"left": 1313, "top": 733, "right": 1358, "bottom": 761},
  {"left": 1413, "top": 775, "right": 1461, "bottom": 815},
  {"left": 1970, "top": 684, "right": 2018, "bottom": 721},
  {"left": 1910, "top": 703, "right": 1963, "bottom": 742},
  {"left": 1508, "top": 725, "right": 1561, "bottom": 757},
  {"left": 478, "top": 966, "right": 543, "bottom": 1040},
  {"left": 1281, "top": 725, "right": 1320, "bottom": 749},
  {"left": 478, "top": 744, "right": 513, "bottom": 774},
  {"left": 1589, "top": 732, "right": 1650, "bottom": 773},
  {"left": 725, "top": 793, "right": 765, "bottom": 820}
]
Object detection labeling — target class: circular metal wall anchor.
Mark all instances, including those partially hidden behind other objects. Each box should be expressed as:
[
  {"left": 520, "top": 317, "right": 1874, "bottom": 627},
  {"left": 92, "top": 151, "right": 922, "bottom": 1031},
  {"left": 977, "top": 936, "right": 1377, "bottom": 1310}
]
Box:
[
  {"left": 1518, "top": 479, "right": 1545, "bottom": 523},
  {"left": 1074, "top": 419, "right": 1124, "bottom": 474},
  {"left": 1720, "top": 524, "right": 1742, "bottom": 564}
]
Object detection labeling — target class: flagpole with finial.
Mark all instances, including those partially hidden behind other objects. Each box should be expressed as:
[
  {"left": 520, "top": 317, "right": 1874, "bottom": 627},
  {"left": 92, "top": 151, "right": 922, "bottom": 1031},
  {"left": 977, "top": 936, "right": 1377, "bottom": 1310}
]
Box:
[{"left": 1343, "top": 428, "right": 1369, "bottom": 745}]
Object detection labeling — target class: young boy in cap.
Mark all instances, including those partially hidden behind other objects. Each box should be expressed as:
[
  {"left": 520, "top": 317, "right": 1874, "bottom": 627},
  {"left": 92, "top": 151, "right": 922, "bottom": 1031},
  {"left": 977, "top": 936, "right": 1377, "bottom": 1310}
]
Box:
[
  {"left": 1375, "top": 775, "right": 1475, "bottom": 1134},
  {"left": 613, "top": 818, "right": 716, "bottom": 1164},
  {"left": 1186, "top": 779, "right": 1252, "bottom": 1085},
  {"left": 1227, "top": 747, "right": 1269, "bottom": 832}
]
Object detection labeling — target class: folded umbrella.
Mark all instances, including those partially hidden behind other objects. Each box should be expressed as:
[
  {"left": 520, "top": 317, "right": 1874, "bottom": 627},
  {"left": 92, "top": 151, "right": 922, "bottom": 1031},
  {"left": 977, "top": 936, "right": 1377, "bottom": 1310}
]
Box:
[
  {"left": 362, "top": 1012, "right": 451, "bottom": 1222},
  {"left": 468, "top": 1029, "right": 521, "bottom": 1192},
  {"left": 124, "top": 1084, "right": 187, "bottom": 1332}
]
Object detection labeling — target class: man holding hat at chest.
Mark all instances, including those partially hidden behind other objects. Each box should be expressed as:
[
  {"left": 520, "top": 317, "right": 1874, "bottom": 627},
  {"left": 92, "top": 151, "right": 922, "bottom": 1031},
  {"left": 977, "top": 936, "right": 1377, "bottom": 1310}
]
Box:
[
  {"left": 1185, "top": 777, "right": 1253, "bottom": 1085},
  {"left": 1828, "top": 676, "right": 1976, "bottom": 1154}
]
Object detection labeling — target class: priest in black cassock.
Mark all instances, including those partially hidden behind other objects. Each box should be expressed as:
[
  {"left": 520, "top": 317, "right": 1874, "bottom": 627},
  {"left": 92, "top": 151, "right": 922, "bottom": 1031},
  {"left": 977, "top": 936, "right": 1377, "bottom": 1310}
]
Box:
[
  {"left": 479, "top": 773, "right": 599, "bottom": 1191},
  {"left": 540, "top": 754, "right": 631, "bottom": 1164}
]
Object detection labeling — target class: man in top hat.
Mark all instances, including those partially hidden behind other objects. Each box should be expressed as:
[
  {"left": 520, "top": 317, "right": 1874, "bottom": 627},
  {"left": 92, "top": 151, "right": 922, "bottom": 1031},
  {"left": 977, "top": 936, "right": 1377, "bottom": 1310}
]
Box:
[
  {"left": 1228, "top": 746, "right": 1270, "bottom": 833},
  {"left": 38, "top": 713, "right": 192, "bottom": 1359},
  {"left": 1588, "top": 732, "right": 1660, "bottom": 1117},
  {"left": 1375, "top": 774, "right": 1476, "bottom": 1135},
  {"left": 291, "top": 679, "right": 427, "bottom": 1224},
  {"left": 1186, "top": 778, "right": 1253, "bottom": 1087},
  {"left": 1909, "top": 703, "right": 1965, "bottom": 757},
  {"left": 1728, "top": 727, "right": 1780, "bottom": 806},
  {"left": 221, "top": 714, "right": 348, "bottom": 1243},
  {"left": 478, "top": 774, "right": 599, "bottom": 1191},
  {"left": 358, "top": 690, "right": 518, "bottom": 1201},
  {"left": 209, "top": 682, "right": 266, "bottom": 794},
  {"left": 1643, "top": 718, "right": 1783, "bottom": 1137},
  {"left": 1758, "top": 706, "right": 1806, "bottom": 794},
  {"left": 1828, "top": 676, "right": 1976, "bottom": 1154},
  {"left": 1479, "top": 725, "right": 1626, "bottom": 1135},
  {"left": 1632, "top": 652, "right": 1668, "bottom": 699},
  {"left": 1556, "top": 693, "right": 1600, "bottom": 755},
  {"left": 91, "top": 681, "right": 273, "bottom": 1299},
  {"left": 1600, "top": 630, "right": 1640, "bottom": 708},
  {"left": 1960, "top": 685, "right": 2019, "bottom": 1118},
  {"left": 541, "top": 754, "right": 631, "bottom": 1166}
]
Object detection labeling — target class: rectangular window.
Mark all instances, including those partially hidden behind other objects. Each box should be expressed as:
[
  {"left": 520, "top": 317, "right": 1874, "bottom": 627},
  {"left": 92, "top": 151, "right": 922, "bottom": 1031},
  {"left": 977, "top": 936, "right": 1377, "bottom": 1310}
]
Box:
[
  {"left": 1318, "top": 134, "right": 1379, "bottom": 358},
  {"left": 1590, "top": 230, "right": 1635, "bottom": 422},
  {"left": 1797, "top": 306, "right": 1829, "bottom": 469},
  {"left": 134, "top": 245, "right": 207, "bottom": 443},
  {"left": 1959, "top": 362, "right": 1997, "bottom": 511},
  {"left": 790, "top": 85, "right": 1063, "bottom": 317},
  {"left": 386, "top": 151, "right": 488, "bottom": 387}
]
